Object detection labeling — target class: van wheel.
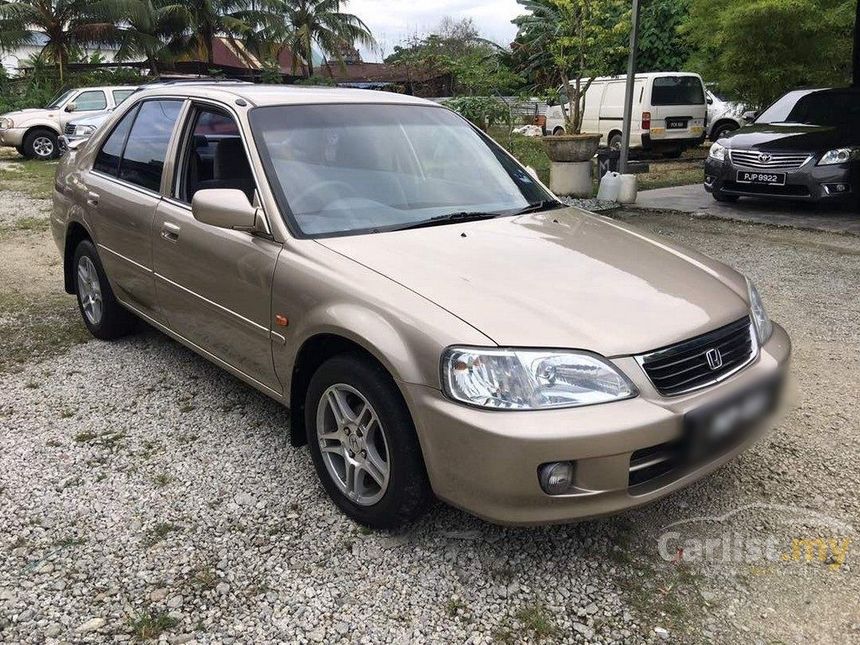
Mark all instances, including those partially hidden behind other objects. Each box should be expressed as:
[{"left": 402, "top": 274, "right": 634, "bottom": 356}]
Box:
[
  {"left": 305, "top": 353, "right": 432, "bottom": 529},
  {"left": 73, "top": 240, "right": 137, "bottom": 339},
  {"left": 662, "top": 149, "right": 684, "bottom": 159},
  {"left": 22, "top": 128, "right": 59, "bottom": 160},
  {"left": 608, "top": 133, "right": 622, "bottom": 150},
  {"left": 552, "top": 126, "right": 566, "bottom": 136}
]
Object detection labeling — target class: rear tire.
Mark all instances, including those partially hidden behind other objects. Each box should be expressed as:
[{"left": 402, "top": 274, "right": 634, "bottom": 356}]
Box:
[
  {"left": 608, "top": 132, "right": 622, "bottom": 150},
  {"left": 73, "top": 239, "right": 137, "bottom": 340},
  {"left": 711, "top": 122, "right": 739, "bottom": 141},
  {"left": 22, "top": 128, "right": 59, "bottom": 160},
  {"left": 552, "top": 126, "right": 566, "bottom": 136},
  {"left": 305, "top": 353, "right": 432, "bottom": 529},
  {"left": 662, "top": 149, "right": 683, "bottom": 159}
]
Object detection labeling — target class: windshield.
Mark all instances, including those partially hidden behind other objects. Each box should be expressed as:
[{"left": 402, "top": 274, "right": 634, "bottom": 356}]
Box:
[
  {"left": 45, "top": 89, "right": 76, "bottom": 109},
  {"left": 756, "top": 89, "right": 860, "bottom": 128},
  {"left": 651, "top": 76, "right": 705, "bottom": 106},
  {"left": 250, "top": 104, "right": 551, "bottom": 237}
]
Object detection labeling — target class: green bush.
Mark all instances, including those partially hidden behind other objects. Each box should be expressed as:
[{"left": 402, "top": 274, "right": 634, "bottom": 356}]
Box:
[{"left": 443, "top": 96, "right": 511, "bottom": 131}]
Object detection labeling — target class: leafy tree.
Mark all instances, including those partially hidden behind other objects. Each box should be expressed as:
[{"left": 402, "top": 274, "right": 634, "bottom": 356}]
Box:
[
  {"left": 683, "top": 0, "right": 854, "bottom": 108},
  {"left": 0, "top": 0, "right": 119, "bottom": 82},
  {"left": 280, "top": 0, "right": 375, "bottom": 78},
  {"left": 514, "top": 0, "right": 628, "bottom": 133},
  {"left": 443, "top": 95, "right": 511, "bottom": 131},
  {"left": 636, "top": 0, "right": 691, "bottom": 72}
]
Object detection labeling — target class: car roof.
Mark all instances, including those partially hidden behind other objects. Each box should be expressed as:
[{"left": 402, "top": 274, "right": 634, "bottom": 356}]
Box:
[{"left": 129, "top": 83, "right": 438, "bottom": 107}]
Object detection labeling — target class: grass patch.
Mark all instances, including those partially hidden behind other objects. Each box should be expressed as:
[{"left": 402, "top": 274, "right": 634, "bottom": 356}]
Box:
[
  {"left": 54, "top": 536, "right": 87, "bottom": 548},
  {"left": 128, "top": 609, "right": 178, "bottom": 641},
  {"left": 446, "top": 597, "right": 467, "bottom": 617},
  {"left": 638, "top": 165, "right": 703, "bottom": 191},
  {"left": 0, "top": 150, "right": 58, "bottom": 200},
  {"left": 0, "top": 292, "right": 91, "bottom": 375},
  {"left": 152, "top": 473, "right": 174, "bottom": 488},
  {"left": 146, "top": 522, "right": 180, "bottom": 547},
  {"left": 514, "top": 603, "right": 559, "bottom": 641}
]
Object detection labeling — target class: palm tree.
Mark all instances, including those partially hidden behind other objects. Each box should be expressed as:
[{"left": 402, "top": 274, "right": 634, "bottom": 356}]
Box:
[
  {"left": 0, "top": 0, "right": 119, "bottom": 82},
  {"left": 281, "top": 0, "right": 376, "bottom": 78},
  {"left": 159, "top": 0, "right": 281, "bottom": 66},
  {"left": 93, "top": 0, "right": 186, "bottom": 74}
]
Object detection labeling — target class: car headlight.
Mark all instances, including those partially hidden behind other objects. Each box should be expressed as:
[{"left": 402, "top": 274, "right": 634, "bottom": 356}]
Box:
[
  {"left": 708, "top": 141, "right": 727, "bottom": 161},
  {"left": 441, "top": 347, "right": 638, "bottom": 410},
  {"left": 74, "top": 125, "right": 96, "bottom": 136},
  {"left": 746, "top": 278, "right": 772, "bottom": 344},
  {"left": 817, "top": 147, "right": 860, "bottom": 166},
  {"left": 0, "top": 117, "right": 13, "bottom": 129}
]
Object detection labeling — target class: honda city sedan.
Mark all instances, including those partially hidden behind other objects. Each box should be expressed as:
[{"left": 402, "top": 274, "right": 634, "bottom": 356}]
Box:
[{"left": 52, "top": 84, "right": 791, "bottom": 528}]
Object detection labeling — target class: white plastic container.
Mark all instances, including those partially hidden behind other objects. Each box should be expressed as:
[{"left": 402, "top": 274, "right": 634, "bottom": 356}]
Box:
[
  {"left": 618, "top": 173, "right": 638, "bottom": 204},
  {"left": 596, "top": 171, "right": 621, "bottom": 201}
]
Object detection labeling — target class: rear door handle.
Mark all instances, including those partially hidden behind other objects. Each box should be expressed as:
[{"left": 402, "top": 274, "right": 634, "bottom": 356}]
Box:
[
  {"left": 86, "top": 191, "right": 99, "bottom": 206},
  {"left": 161, "top": 222, "right": 181, "bottom": 242}
]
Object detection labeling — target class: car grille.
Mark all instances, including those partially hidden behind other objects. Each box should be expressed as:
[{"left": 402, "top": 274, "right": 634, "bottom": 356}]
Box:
[
  {"left": 729, "top": 149, "right": 810, "bottom": 169},
  {"left": 64, "top": 123, "right": 76, "bottom": 135},
  {"left": 637, "top": 317, "right": 757, "bottom": 396}
]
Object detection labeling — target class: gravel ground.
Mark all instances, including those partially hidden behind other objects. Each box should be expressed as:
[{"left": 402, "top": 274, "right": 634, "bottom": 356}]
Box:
[{"left": 1, "top": 196, "right": 858, "bottom": 644}]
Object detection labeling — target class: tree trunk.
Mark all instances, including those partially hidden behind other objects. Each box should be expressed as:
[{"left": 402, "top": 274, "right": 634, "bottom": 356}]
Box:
[
  {"left": 854, "top": 0, "right": 860, "bottom": 86},
  {"left": 305, "top": 31, "right": 314, "bottom": 78}
]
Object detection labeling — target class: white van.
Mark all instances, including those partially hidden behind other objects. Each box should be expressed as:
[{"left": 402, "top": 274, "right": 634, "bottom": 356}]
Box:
[{"left": 545, "top": 72, "right": 708, "bottom": 157}]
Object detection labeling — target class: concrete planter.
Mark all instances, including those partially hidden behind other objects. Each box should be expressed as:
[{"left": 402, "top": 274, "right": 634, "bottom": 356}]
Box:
[{"left": 542, "top": 133, "right": 601, "bottom": 163}]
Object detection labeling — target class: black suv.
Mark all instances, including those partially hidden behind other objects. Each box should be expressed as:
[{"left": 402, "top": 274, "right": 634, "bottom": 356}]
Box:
[{"left": 704, "top": 88, "right": 860, "bottom": 206}]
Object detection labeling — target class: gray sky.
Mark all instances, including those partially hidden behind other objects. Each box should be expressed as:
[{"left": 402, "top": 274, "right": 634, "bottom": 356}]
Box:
[{"left": 348, "top": 0, "right": 523, "bottom": 61}]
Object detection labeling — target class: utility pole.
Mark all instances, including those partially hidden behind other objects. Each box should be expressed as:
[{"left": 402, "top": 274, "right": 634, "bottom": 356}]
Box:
[
  {"left": 619, "top": 0, "right": 642, "bottom": 174},
  {"left": 854, "top": 0, "right": 860, "bottom": 86}
]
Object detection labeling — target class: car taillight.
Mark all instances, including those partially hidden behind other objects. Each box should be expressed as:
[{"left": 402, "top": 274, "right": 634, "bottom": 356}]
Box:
[{"left": 642, "top": 111, "right": 651, "bottom": 131}]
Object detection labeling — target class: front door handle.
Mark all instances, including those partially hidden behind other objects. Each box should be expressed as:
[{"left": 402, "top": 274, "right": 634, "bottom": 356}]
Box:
[
  {"left": 86, "top": 191, "right": 99, "bottom": 206},
  {"left": 161, "top": 222, "right": 181, "bottom": 242}
]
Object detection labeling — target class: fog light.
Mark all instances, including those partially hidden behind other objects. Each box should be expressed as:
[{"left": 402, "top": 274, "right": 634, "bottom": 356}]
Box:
[
  {"left": 823, "top": 183, "right": 851, "bottom": 195},
  {"left": 539, "top": 461, "right": 575, "bottom": 495}
]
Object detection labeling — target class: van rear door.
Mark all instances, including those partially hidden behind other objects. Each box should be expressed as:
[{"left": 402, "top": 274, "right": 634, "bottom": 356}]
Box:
[{"left": 647, "top": 75, "right": 707, "bottom": 143}]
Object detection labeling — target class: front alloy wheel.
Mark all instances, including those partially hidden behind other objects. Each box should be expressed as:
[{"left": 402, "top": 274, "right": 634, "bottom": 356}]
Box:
[
  {"left": 305, "top": 354, "right": 432, "bottom": 529},
  {"left": 316, "top": 384, "right": 390, "bottom": 506}
]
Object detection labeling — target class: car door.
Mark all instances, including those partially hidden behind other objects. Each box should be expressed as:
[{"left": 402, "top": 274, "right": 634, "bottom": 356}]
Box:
[
  {"left": 152, "top": 103, "right": 281, "bottom": 393},
  {"left": 83, "top": 98, "right": 184, "bottom": 323},
  {"left": 61, "top": 90, "right": 108, "bottom": 129}
]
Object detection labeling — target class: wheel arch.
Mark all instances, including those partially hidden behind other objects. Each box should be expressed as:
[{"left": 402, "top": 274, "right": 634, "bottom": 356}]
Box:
[
  {"left": 288, "top": 332, "right": 407, "bottom": 447},
  {"left": 24, "top": 123, "right": 62, "bottom": 138},
  {"left": 63, "top": 221, "right": 93, "bottom": 294},
  {"left": 710, "top": 118, "right": 740, "bottom": 140}
]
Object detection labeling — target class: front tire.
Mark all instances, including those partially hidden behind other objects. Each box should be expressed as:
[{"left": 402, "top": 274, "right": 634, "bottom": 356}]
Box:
[
  {"left": 73, "top": 240, "right": 137, "bottom": 340},
  {"left": 711, "top": 122, "right": 738, "bottom": 141},
  {"left": 712, "top": 190, "right": 740, "bottom": 203},
  {"left": 22, "top": 128, "right": 59, "bottom": 160},
  {"left": 305, "top": 353, "right": 432, "bottom": 529}
]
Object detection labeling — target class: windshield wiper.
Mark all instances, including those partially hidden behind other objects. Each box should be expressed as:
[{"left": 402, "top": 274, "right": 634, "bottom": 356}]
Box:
[
  {"left": 392, "top": 211, "right": 500, "bottom": 231},
  {"left": 511, "top": 200, "right": 566, "bottom": 216}
]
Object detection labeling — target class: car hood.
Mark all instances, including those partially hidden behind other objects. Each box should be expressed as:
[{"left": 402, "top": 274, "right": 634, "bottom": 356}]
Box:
[
  {"left": 724, "top": 123, "right": 858, "bottom": 151},
  {"left": 71, "top": 110, "right": 112, "bottom": 127},
  {"left": 1, "top": 108, "right": 56, "bottom": 121},
  {"left": 317, "top": 208, "right": 750, "bottom": 357}
]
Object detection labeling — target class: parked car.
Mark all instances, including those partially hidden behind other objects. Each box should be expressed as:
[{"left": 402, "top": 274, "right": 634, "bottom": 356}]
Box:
[
  {"left": 706, "top": 89, "right": 746, "bottom": 141},
  {"left": 705, "top": 87, "right": 860, "bottom": 205},
  {"left": 61, "top": 109, "right": 115, "bottom": 151},
  {"left": 0, "top": 85, "right": 137, "bottom": 159},
  {"left": 545, "top": 72, "right": 708, "bottom": 157},
  {"left": 52, "top": 84, "right": 790, "bottom": 528}
]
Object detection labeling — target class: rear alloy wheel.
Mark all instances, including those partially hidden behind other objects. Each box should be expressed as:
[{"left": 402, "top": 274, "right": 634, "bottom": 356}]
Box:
[
  {"left": 23, "top": 129, "right": 59, "bottom": 160},
  {"left": 306, "top": 354, "right": 432, "bottom": 529},
  {"left": 73, "top": 240, "right": 137, "bottom": 339}
]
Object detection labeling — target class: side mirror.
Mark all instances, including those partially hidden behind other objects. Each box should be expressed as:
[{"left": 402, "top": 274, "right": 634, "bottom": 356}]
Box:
[
  {"left": 742, "top": 110, "right": 757, "bottom": 123},
  {"left": 64, "top": 102, "right": 77, "bottom": 113},
  {"left": 192, "top": 189, "right": 268, "bottom": 234},
  {"left": 706, "top": 96, "right": 713, "bottom": 105}
]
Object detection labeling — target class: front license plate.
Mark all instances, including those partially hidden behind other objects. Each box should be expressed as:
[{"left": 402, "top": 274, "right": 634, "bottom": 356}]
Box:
[
  {"left": 666, "top": 118, "right": 688, "bottom": 129},
  {"left": 684, "top": 378, "right": 782, "bottom": 459},
  {"left": 736, "top": 170, "right": 786, "bottom": 186}
]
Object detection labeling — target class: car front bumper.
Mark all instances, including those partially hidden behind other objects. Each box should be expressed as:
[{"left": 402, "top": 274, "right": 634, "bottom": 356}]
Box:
[
  {"left": 704, "top": 156, "right": 858, "bottom": 202},
  {"left": 403, "top": 323, "right": 791, "bottom": 526},
  {"left": 0, "top": 128, "right": 26, "bottom": 147}
]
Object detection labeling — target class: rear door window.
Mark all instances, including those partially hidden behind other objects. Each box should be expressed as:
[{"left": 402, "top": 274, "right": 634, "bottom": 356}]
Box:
[
  {"left": 118, "top": 100, "right": 183, "bottom": 192},
  {"left": 651, "top": 77, "right": 705, "bottom": 106},
  {"left": 93, "top": 105, "right": 138, "bottom": 176}
]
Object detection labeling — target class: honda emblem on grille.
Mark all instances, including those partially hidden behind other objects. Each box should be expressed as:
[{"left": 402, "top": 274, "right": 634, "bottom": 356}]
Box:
[
  {"left": 758, "top": 152, "right": 772, "bottom": 163},
  {"left": 705, "top": 348, "right": 723, "bottom": 370}
]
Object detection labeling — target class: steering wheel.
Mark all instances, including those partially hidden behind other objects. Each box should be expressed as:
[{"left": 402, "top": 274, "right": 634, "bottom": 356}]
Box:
[{"left": 291, "top": 180, "right": 362, "bottom": 214}]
